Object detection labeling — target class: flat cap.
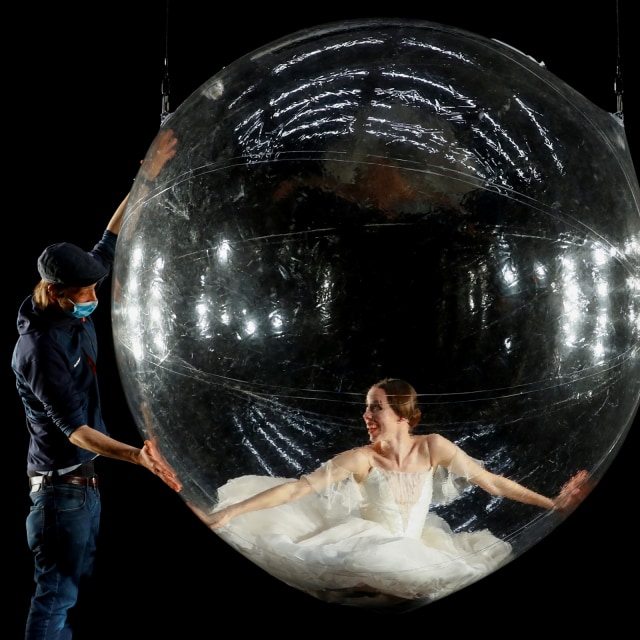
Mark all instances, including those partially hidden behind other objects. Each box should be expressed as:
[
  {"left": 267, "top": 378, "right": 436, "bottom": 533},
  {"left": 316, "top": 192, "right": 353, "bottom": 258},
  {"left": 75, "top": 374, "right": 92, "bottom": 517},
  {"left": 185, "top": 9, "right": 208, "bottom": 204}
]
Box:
[{"left": 37, "top": 242, "right": 109, "bottom": 287}]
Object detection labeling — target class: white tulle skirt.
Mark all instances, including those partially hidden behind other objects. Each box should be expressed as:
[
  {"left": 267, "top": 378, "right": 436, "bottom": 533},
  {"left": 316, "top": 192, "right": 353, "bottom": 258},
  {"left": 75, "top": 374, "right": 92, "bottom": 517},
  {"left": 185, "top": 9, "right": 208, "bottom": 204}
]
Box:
[{"left": 214, "top": 474, "right": 513, "bottom": 607}]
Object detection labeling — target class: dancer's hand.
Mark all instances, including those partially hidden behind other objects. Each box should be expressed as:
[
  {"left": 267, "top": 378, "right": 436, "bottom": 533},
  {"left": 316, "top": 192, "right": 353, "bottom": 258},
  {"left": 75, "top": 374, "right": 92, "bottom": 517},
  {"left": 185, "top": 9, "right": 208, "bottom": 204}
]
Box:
[
  {"left": 553, "top": 470, "right": 592, "bottom": 514},
  {"left": 187, "top": 502, "right": 233, "bottom": 530}
]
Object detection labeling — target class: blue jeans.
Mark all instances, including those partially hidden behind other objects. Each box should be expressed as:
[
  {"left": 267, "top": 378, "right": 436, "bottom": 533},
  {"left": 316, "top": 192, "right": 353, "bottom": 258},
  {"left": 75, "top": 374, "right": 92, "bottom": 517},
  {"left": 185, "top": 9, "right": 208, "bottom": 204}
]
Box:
[{"left": 25, "top": 482, "right": 101, "bottom": 640}]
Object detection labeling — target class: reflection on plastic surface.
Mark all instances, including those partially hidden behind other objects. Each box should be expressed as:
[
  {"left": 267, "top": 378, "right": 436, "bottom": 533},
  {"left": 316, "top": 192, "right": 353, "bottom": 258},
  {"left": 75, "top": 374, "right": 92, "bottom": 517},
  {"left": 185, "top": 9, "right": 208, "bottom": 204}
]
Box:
[{"left": 113, "top": 19, "right": 640, "bottom": 611}]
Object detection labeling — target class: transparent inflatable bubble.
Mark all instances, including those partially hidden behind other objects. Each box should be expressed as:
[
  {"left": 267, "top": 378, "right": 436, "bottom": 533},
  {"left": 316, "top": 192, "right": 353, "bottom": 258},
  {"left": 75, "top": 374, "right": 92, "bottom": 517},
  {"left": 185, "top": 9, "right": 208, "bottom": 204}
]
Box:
[{"left": 112, "top": 18, "right": 640, "bottom": 611}]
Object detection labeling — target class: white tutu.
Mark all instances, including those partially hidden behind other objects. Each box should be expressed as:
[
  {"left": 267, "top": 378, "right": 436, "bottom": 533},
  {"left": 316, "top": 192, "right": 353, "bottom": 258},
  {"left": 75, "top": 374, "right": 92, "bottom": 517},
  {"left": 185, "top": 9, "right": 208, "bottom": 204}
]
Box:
[{"left": 214, "top": 467, "right": 512, "bottom": 606}]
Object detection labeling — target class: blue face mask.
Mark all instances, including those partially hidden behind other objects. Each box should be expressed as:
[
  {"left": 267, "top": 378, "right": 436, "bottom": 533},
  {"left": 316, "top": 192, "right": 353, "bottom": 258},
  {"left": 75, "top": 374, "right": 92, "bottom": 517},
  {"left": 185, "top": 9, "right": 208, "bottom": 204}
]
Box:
[{"left": 65, "top": 300, "right": 99, "bottom": 319}]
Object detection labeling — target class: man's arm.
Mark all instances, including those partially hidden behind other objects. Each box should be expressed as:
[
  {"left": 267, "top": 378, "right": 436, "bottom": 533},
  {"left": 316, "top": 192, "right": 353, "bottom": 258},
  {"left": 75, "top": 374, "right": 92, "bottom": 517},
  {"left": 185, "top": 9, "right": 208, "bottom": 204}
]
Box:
[{"left": 69, "top": 425, "right": 182, "bottom": 492}]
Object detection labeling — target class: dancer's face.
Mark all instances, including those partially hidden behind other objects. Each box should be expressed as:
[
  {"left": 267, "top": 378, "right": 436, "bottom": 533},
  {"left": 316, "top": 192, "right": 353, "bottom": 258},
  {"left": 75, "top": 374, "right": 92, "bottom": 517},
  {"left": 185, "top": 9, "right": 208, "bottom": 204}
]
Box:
[{"left": 363, "top": 387, "right": 401, "bottom": 442}]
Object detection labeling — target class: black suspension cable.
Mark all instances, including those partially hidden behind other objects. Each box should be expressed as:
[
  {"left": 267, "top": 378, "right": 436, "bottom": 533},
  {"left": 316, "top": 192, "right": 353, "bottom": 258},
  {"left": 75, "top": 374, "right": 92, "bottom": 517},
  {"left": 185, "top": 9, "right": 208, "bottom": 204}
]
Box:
[
  {"left": 614, "top": 0, "right": 624, "bottom": 121},
  {"left": 160, "top": 0, "right": 172, "bottom": 125}
]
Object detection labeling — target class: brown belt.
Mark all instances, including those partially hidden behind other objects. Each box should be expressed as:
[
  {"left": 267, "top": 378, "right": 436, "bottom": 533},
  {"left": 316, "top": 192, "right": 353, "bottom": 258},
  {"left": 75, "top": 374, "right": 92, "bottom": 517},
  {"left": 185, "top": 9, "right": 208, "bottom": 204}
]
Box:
[{"left": 29, "top": 475, "right": 99, "bottom": 490}]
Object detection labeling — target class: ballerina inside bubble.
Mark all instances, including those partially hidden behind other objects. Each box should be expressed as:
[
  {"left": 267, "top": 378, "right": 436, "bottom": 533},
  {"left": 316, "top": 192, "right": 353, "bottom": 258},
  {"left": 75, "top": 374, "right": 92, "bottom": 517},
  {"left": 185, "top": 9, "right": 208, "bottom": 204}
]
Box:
[{"left": 189, "top": 378, "right": 589, "bottom": 607}]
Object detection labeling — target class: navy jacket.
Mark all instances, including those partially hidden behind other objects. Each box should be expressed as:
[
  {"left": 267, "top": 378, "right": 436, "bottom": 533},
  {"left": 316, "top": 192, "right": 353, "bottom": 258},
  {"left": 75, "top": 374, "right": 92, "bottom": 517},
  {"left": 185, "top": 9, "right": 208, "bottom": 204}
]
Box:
[{"left": 12, "top": 230, "right": 117, "bottom": 474}]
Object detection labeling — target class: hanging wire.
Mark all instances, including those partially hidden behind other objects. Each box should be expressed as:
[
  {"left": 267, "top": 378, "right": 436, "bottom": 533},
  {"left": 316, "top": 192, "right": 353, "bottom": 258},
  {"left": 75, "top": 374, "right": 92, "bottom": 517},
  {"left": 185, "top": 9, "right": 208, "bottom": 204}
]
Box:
[
  {"left": 160, "top": 0, "right": 172, "bottom": 126},
  {"left": 614, "top": 0, "right": 624, "bottom": 122}
]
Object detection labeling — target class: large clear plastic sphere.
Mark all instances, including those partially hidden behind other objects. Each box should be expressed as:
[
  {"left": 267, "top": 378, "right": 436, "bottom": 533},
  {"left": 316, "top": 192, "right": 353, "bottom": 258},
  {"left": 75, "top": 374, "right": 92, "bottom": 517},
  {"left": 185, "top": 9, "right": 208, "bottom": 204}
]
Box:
[{"left": 112, "top": 19, "right": 640, "bottom": 611}]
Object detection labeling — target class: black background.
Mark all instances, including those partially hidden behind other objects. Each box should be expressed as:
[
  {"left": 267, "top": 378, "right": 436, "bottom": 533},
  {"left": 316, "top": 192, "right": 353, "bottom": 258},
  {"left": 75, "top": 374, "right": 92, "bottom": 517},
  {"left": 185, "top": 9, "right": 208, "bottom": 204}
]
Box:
[{"left": 9, "top": 2, "right": 638, "bottom": 637}]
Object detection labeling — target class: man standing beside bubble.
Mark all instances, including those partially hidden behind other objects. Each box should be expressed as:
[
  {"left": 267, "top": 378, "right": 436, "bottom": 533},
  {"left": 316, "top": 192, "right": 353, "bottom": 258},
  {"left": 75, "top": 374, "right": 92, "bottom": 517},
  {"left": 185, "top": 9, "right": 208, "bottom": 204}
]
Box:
[{"left": 13, "top": 129, "right": 180, "bottom": 640}]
